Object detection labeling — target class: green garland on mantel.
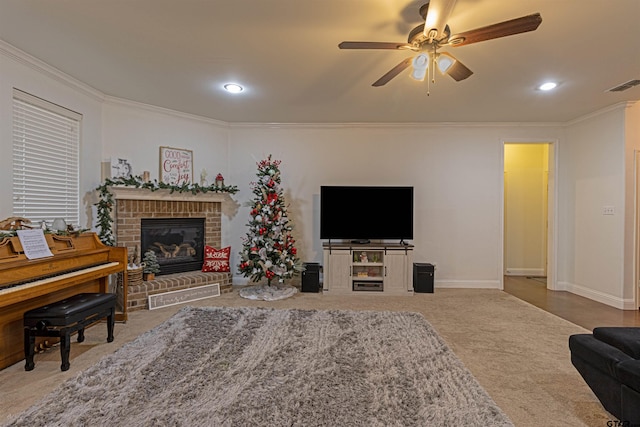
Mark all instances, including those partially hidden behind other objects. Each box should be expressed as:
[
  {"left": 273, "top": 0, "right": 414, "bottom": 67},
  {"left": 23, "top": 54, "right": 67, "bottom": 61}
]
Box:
[{"left": 95, "top": 175, "right": 239, "bottom": 246}]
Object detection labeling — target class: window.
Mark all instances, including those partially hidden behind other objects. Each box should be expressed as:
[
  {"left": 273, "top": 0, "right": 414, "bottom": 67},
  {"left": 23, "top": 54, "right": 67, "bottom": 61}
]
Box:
[{"left": 12, "top": 89, "right": 82, "bottom": 227}]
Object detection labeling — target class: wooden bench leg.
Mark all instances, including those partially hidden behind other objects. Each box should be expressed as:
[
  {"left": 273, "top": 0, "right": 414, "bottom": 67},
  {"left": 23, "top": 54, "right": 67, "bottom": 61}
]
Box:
[
  {"left": 24, "top": 328, "right": 35, "bottom": 371},
  {"left": 107, "top": 307, "right": 115, "bottom": 342},
  {"left": 60, "top": 330, "right": 71, "bottom": 371}
]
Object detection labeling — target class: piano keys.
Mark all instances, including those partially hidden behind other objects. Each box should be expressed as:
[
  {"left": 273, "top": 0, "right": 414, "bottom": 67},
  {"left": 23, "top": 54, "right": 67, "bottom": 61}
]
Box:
[{"left": 0, "top": 232, "right": 127, "bottom": 370}]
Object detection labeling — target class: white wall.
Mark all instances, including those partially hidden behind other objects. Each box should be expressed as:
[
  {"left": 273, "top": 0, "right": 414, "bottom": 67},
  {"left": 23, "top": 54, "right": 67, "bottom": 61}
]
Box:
[
  {"left": 101, "top": 99, "right": 230, "bottom": 184},
  {"left": 560, "top": 104, "right": 631, "bottom": 308},
  {"left": 227, "top": 124, "right": 564, "bottom": 287}
]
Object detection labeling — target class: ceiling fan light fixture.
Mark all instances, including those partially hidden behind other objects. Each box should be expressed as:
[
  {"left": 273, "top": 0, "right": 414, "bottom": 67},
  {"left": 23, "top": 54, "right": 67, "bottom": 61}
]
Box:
[
  {"left": 337, "top": 2, "right": 542, "bottom": 89},
  {"left": 436, "top": 53, "right": 455, "bottom": 73},
  {"left": 411, "top": 54, "right": 429, "bottom": 81}
]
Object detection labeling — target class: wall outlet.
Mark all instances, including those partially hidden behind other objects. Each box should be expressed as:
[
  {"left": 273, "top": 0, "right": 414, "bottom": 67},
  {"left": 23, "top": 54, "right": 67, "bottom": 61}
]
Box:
[{"left": 603, "top": 206, "right": 615, "bottom": 215}]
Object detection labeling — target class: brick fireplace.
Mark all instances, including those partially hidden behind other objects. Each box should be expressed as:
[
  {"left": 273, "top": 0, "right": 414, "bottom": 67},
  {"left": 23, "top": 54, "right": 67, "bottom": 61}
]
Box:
[{"left": 110, "top": 187, "right": 232, "bottom": 311}]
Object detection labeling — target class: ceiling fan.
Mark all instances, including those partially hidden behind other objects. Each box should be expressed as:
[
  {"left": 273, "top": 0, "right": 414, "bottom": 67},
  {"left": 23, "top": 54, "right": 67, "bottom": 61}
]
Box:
[{"left": 338, "top": 0, "right": 542, "bottom": 89}]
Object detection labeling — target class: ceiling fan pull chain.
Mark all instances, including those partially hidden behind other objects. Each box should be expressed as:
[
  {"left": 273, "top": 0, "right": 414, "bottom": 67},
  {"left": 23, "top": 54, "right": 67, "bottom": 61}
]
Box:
[{"left": 431, "top": 45, "right": 437, "bottom": 84}]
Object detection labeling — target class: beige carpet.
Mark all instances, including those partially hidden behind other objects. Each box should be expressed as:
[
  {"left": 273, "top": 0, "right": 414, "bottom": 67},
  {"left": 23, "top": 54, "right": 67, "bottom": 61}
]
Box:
[{"left": 0, "top": 288, "right": 611, "bottom": 426}]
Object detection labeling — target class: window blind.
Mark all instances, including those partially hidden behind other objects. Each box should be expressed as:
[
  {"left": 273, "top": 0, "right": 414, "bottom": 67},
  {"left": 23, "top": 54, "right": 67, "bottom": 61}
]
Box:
[{"left": 12, "top": 89, "right": 82, "bottom": 227}]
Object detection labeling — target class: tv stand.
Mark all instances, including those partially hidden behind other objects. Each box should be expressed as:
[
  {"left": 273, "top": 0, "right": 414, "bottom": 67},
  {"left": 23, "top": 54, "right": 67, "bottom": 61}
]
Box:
[{"left": 322, "top": 242, "right": 414, "bottom": 295}]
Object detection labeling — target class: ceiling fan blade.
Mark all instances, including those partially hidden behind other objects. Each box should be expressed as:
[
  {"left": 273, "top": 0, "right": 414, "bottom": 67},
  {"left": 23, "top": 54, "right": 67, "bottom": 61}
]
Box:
[
  {"left": 448, "top": 13, "right": 542, "bottom": 47},
  {"left": 372, "top": 58, "right": 413, "bottom": 87},
  {"left": 446, "top": 58, "right": 473, "bottom": 81},
  {"left": 338, "top": 41, "right": 412, "bottom": 50},
  {"left": 423, "top": 0, "right": 458, "bottom": 42}
]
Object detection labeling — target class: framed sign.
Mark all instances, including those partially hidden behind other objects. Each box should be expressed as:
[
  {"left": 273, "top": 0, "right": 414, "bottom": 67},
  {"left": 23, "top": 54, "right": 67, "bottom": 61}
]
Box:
[
  {"left": 159, "top": 146, "right": 193, "bottom": 185},
  {"left": 110, "top": 157, "right": 132, "bottom": 178}
]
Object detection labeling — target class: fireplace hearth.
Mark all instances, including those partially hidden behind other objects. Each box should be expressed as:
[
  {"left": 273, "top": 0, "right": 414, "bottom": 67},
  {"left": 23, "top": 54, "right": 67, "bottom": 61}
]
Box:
[{"left": 141, "top": 218, "right": 205, "bottom": 275}]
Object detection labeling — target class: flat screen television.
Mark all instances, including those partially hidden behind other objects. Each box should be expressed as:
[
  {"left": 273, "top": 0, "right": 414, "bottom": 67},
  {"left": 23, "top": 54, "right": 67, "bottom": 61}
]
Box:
[{"left": 320, "top": 186, "right": 413, "bottom": 243}]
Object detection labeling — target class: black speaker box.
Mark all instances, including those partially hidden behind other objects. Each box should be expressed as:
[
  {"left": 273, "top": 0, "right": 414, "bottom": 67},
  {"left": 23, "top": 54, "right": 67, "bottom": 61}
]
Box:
[
  {"left": 413, "top": 263, "right": 434, "bottom": 293},
  {"left": 301, "top": 262, "right": 321, "bottom": 292}
]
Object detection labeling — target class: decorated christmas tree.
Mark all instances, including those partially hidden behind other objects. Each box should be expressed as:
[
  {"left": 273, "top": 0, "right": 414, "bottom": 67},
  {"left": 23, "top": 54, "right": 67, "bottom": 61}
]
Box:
[{"left": 238, "top": 155, "right": 302, "bottom": 291}]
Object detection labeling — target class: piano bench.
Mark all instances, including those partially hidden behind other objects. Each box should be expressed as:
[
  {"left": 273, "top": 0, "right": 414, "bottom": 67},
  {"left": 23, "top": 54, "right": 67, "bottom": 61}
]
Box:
[{"left": 23, "top": 293, "right": 116, "bottom": 372}]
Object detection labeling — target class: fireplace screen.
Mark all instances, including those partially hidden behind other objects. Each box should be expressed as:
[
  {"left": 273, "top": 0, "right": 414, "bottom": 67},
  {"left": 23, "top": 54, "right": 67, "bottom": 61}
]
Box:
[{"left": 140, "top": 218, "right": 205, "bottom": 275}]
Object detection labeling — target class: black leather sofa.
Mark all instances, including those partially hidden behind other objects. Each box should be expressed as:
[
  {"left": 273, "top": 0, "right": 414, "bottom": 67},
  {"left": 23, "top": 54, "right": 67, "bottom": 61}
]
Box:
[{"left": 569, "top": 327, "right": 640, "bottom": 425}]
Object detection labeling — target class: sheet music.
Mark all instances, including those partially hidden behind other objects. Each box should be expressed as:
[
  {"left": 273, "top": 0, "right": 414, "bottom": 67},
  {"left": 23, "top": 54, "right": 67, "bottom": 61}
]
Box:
[{"left": 16, "top": 229, "right": 54, "bottom": 259}]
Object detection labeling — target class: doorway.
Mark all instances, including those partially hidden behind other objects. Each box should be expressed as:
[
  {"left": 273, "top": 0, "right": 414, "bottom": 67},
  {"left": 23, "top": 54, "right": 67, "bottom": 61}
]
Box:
[
  {"left": 635, "top": 151, "right": 640, "bottom": 309},
  {"left": 502, "top": 142, "right": 556, "bottom": 290}
]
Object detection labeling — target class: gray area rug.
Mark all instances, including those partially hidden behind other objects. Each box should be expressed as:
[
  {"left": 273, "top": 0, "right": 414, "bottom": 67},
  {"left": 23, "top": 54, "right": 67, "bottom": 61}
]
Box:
[{"left": 7, "top": 307, "right": 513, "bottom": 426}]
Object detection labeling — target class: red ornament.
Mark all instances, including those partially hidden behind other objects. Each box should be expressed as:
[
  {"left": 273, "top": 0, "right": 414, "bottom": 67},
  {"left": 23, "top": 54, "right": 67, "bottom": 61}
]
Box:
[{"left": 266, "top": 193, "right": 278, "bottom": 204}]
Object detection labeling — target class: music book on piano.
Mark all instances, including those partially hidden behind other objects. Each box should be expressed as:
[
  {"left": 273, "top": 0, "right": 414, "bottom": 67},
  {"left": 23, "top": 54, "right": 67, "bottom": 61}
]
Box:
[{"left": 16, "top": 229, "right": 53, "bottom": 259}]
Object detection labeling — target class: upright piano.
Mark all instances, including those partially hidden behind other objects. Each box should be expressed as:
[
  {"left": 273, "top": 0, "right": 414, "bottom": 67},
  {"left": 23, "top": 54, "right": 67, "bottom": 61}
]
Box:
[{"left": 0, "top": 232, "right": 127, "bottom": 370}]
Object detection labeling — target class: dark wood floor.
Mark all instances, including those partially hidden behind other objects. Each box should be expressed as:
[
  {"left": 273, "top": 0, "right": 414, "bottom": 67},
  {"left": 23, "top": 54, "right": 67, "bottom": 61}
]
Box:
[{"left": 503, "top": 276, "right": 640, "bottom": 330}]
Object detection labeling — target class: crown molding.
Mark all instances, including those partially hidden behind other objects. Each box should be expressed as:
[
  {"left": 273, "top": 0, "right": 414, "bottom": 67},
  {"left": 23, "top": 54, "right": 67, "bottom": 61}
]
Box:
[
  {"left": 228, "top": 121, "right": 566, "bottom": 130},
  {"left": 0, "top": 39, "right": 104, "bottom": 102},
  {"left": 103, "top": 96, "right": 230, "bottom": 129},
  {"left": 565, "top": 101, "right": 636, "bottom": 127}
]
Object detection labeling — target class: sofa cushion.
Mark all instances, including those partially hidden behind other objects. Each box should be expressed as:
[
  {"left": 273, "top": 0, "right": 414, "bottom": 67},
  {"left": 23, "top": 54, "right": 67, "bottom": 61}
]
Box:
[
  {"left": 594, "top": 327, "right": 640, "bottom": 359},
  {"left": 617, "top": 359, "right": 640, "bottom": 393},
  {"left": 569, "top": 334, "right": 633, "bottom": 377}
]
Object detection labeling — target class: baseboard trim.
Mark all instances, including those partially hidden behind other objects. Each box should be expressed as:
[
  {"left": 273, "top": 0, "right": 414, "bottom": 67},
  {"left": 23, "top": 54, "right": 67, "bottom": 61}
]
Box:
[
  {"left": 504, "top": 268, "right": 545, "bottom": 277},
  {"left": 559, "top": 281, "right": 636, "bottom": 310}
]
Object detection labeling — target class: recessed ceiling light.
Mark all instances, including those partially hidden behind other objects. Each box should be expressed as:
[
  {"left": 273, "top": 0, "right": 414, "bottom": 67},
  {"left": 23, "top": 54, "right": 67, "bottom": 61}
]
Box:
[
  {"left": 538, "top": 82, "right": 557, "bottom": 91},
  {"left": 223, "top": 83, "right": 244, "bottom": 93}
]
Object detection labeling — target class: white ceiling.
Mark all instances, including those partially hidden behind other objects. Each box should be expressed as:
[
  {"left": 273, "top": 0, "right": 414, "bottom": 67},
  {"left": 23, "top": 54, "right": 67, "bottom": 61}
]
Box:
[{"left": 0, "top": 0, "right": 638, "bottom": 124}]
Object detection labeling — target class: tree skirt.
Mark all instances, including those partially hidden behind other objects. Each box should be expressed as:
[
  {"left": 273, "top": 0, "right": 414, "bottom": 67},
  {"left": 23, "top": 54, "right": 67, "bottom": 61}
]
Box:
[
  {"left": 6, "top": 306, "right": 513, "bottom": 427},
  {"left": 238, "top": 283, "right": 297, "bottom": 301}
]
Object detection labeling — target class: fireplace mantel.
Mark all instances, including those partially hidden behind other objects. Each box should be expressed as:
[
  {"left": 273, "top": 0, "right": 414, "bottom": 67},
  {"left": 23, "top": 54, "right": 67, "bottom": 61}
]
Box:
[{"left": 109, "top": 186, "right": 226, "bottom": 203}]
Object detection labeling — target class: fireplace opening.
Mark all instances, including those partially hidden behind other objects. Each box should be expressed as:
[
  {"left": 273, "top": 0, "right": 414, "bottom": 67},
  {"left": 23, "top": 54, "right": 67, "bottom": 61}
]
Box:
[{"left": 140, "top": 218, "right": 205, "bottom": 275}]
